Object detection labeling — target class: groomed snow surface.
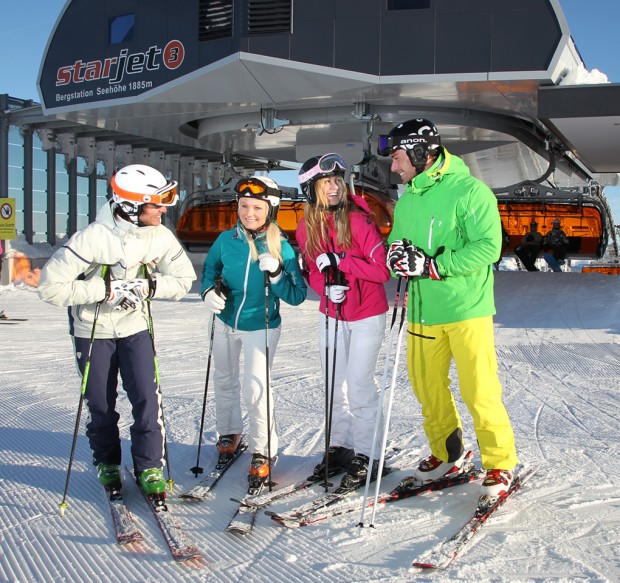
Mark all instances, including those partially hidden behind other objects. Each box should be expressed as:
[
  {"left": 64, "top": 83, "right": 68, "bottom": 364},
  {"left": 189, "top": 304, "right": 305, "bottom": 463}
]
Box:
[{"left": 1, "top": 271, "right": 619, "bottom": 582}]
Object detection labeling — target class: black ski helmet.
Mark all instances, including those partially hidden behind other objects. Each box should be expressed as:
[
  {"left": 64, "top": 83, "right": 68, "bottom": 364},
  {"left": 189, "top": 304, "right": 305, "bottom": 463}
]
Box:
[
  {"left": 377, "top": 118, "right": 441, "bottom": 171},
  {"left": 298, "top": 153, "right": 347, "bottom": 205}
]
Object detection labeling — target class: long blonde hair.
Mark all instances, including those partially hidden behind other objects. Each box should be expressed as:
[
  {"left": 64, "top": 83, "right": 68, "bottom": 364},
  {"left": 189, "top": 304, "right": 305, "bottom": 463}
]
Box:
[
  {"left": 303, "top": 175, "right": 353, "bottom": 257},
  {"left": 245, "top": 222, "right": 283, "bottom": 262}
]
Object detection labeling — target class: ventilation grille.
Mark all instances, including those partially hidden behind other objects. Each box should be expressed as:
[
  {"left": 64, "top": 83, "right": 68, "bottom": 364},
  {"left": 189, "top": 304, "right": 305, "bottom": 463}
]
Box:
[
  {"left": 248, "top": 0, "right": 292, "bottom": 35},
  {"left": 199, "top": 0, "right": 233, "bottom": 41}
]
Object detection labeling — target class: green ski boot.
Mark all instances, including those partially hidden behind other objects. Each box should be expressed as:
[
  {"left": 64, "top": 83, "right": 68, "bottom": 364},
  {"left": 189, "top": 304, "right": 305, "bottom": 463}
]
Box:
[
  {"left": 97, "top": 463, "right": 121, "bottom": 487},
  {"left": 138, "top": 468, "right": 166, "bottom": 495}
]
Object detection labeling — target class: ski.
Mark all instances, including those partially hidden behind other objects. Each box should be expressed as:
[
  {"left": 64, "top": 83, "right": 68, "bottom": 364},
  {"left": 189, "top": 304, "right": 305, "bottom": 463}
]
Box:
[
  {"left": 296, "top": 465, "right": 485, "bottom": 528},
  {"left": 104, "top": 484, "right": 144, "bottom": 545},
  {"left": 0, "top": 321, "right": 19, "bottom": 324},
  {"left": 226, "top": 466, "right": 350, "bottom": 535},
  {"left": 234, "top": 466, "right": 346, "bottom": 510},
  {"left": 266, "top": 467, "right": 395, "bottom": 529},
  {"left": 125, "top": 467, "right": 203, "bottom": 563},
  {"left": 226, "top": 480, "right": 269, "bottom": 535},
  {"left": 230, "top": 448, "right": 413, "bottom": 533},
  {"left": 411, "top": 465, "right": 540, "bottom": 570},
  {"left": 179, "top": 438, "right": 248, "bottom": 501},
  {"left": 264, "top": 448, "right": 427, "bottom": 528},
  {"left": 0, "top": 312, "right": 27, "bottom": 321}
]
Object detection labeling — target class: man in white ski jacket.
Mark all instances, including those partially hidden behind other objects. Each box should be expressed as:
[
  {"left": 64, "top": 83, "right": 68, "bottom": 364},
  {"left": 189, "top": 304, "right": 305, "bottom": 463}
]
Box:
[{"left": 38, "top": 164, "right": 196, "bottom": 495}]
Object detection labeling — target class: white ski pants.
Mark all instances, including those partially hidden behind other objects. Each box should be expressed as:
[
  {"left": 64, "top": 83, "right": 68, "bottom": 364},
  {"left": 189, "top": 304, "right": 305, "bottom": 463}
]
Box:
[
  {"left": 212, "top": 317, "right": 281, "bottom": 457},
  {"left": 318, "top": 312, "right": 386, "bottom": 459}
]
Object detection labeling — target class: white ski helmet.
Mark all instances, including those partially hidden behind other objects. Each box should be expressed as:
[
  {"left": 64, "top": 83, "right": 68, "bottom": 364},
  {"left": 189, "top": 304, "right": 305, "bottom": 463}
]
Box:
[
  {"left": 234, "top": 176, "right": 282, "bottom": 225},
  {"left": 110, "top": 164, "right": 178, "bottom": 225}
]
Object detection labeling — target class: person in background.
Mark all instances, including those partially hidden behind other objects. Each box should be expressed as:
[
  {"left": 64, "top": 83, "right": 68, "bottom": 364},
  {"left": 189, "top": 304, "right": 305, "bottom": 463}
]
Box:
[
  {"left": 201, "top": 176, "right": 307, "bottom": 493},
  {"left": 514, "top": 221, "right": 543, "bottom": 271},
  {"left": 38, "top": 164, "right": 196, "bottom": 496},
  {"left": 296, "top": 153, "right": 390, "bottom": 491},
  {"left": 542, "top": 219, "right": 570, "bottom": 272},
  {"left": 380, "top": 118, "right": 518, "bottom": 504}
]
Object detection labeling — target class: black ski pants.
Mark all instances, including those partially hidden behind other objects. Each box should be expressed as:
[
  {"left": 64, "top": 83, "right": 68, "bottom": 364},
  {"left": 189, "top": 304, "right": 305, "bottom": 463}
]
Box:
[{"left": 73, "top": 330, "right": 165, "bottom": 475}]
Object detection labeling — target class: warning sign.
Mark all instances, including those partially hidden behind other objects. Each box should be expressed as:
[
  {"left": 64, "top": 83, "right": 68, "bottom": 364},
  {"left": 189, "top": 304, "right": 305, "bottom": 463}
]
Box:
[{"left": 0, "top": 199, "right": 17, "bottom": 239}]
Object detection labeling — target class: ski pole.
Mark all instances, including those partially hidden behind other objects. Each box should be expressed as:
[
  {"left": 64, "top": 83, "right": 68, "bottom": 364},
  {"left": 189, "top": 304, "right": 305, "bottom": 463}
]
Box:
[
  {"left": 145, "top": 298, "right": 174, "bottom": 492},
  {"left": 367, "top": 279, "right": 410, "bottom": 527},
  {"left": 326, "top": 299, "right": 340, "bottom": 477},
  {"left": 264, "top": 271, "right": 273, "bottom": 491},
  {"left": 190, "top": 276, "right": 222, "bottom": 477},
  {"left": 322, "top": 270, "right": 332, "bottom": 491},
  {"left": 59, "top": 300, "right": 103, "bottom": 517},
  {"left": 358, "top": 277, "right": 403, "bottom": 525}
]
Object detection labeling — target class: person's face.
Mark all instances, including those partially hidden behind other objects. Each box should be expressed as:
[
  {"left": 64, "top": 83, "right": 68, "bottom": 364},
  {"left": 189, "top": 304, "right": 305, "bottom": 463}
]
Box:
[
  {"left": 139, "top": 203, "right": 167, "bottom": 226},
  {"left": 238, "top": 197, "right": 269, "bottom": 230},
  {"left": 318, "top": 176, "right": 342, "bottom": 206},
  {"left": 390, "top": 149, "right": 417, "bottom": 184},
  {"left": 530, "top": 224, "right": 538, "bottom": 232}
]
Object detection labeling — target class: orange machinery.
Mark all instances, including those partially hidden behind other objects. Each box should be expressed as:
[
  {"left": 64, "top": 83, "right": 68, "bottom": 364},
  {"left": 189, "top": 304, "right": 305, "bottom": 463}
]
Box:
[
  {"left": 176, "top": 184, "right": 395, "bottom": 250},
  {"left": 494, "top": 181, "right": 610, "bottom": 259}
]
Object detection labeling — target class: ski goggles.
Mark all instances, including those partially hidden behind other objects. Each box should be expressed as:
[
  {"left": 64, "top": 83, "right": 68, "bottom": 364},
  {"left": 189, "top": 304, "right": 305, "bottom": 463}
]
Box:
[
  {"left": 111, "top": 178, "right": 179, "bottom": 206},
  {"left": 377, "top": 134, "right": 440, "bottom": 157},
  {"left": 377, "top": 134, "right": 398, "bottom": 157},
  {"left": 298, "top": 153, "right": 347, "bottom": 185},
  {"left": 234, "top": 177, "right": 282, "bottom": 200}
]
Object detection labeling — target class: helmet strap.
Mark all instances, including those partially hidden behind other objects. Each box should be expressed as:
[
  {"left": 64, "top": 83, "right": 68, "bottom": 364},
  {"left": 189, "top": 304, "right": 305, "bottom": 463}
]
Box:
[{"left": 113, "top": 200, "right": 142, "bottom": 226}]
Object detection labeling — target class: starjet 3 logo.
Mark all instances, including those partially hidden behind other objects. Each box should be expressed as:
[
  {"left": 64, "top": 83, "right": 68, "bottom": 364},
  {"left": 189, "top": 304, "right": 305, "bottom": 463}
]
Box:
[{"left": 55, "top": 40, "right": 185, "bottom": 87}]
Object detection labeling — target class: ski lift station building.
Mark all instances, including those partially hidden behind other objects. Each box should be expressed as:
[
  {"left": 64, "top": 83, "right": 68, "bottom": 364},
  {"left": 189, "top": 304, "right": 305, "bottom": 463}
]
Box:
[{"left": 2, "top": 0, "right": 620, "bottom": 272}]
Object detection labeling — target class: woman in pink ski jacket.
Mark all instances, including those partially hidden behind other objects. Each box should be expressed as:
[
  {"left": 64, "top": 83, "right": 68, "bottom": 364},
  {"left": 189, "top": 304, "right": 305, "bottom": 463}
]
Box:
[{"left": 296, "top": 153, "right": 390, "bottom": 491}]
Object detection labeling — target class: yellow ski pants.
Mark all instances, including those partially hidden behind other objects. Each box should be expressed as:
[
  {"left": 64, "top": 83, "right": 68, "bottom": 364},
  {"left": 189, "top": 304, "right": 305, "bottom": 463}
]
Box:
[{"left": 407, "top": 316, "right": 518, "bottom": 470}]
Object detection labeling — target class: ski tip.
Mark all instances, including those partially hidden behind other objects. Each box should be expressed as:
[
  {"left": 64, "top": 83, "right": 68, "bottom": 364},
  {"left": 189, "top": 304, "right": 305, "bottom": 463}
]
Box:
[{"left": 411, "top": 561, "right": 438, "bottom": 570}]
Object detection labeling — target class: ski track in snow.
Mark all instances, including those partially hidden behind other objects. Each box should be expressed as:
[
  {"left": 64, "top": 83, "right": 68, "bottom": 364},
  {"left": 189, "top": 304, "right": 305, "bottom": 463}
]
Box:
[{"left": 1, "top": 272, "right": 619, "bottom": 582}]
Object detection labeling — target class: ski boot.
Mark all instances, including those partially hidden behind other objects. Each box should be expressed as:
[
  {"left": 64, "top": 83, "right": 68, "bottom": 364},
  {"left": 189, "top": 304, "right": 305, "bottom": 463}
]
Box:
[
  {"left": 97, "top": 463, "right": 121, "bottom": 489},
  {"left": 247, "top": 453, "right": 271, "bottom": 496},
  {"left": 337, "top": 454, "right": 383, "bottom": 493}
]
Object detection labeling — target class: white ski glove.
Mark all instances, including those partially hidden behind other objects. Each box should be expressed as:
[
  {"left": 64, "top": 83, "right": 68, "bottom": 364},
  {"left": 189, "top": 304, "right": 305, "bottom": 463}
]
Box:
[
  {"left": 316, "top": 252, "right": 340, "bottom": 273},
  {"left": 202, "top": 286, "right": 227, "bottom": 314},
  {"left": 327, "top": 284, "right": 349, "bottom": 304},
  {"left": 105, "top": 279, "right": 150, "bottom": 311},
  {"left": 258, "top": 253, "right": 283, "bottom": 281}
]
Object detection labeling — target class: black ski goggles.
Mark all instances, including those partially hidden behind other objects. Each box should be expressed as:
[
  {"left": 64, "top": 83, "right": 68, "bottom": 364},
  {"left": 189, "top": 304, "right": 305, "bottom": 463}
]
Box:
[
  {"left": 377, "top": 134, "right": 396, "bottom": 157},
  {"left": 298, "top": 153, "right": 347, "bottom": 185}
]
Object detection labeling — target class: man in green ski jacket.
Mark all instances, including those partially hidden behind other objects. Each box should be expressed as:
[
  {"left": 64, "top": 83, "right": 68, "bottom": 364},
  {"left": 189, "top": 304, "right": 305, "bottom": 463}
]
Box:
[{"left": 379, "top": 118, "right": 518, "bottom": 504}]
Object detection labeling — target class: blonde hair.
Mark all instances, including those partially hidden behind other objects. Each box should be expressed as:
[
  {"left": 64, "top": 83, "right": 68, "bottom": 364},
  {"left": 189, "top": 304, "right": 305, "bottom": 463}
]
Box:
[
  {"left": 245, "top": 223, "right": 283, "bottom": 262},
  {"left": 303, "top": 175, "right": 354, "bottom": 257}
]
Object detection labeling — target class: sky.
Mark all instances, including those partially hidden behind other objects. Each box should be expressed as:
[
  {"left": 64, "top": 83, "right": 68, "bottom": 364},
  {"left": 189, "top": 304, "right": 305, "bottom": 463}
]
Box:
[
  {"left": 1, "top": 270, "right": 620, "bottom": 581},
  {"left": 1, "top": 0, "right": 620, "bottom": 220}
]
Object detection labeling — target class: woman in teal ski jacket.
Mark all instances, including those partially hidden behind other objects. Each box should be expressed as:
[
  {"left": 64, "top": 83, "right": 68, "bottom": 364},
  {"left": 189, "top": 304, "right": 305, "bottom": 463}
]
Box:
[{"left": 200, "top": 176, "right": 306, "bottom": 490}]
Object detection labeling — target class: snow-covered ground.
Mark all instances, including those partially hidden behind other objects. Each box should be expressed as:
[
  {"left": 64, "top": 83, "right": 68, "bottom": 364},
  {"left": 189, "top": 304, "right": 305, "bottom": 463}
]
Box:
[{"left": 1, "top": 270, "right": 619, "bottom": 582}]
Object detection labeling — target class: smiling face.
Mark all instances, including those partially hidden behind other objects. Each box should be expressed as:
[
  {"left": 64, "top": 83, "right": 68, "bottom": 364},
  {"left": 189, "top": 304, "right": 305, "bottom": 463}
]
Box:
[
  {"left": 316, "top": 175, "right": 343, "bottom": 207},
  {"left": 238, "top": 197, "right": 269, "bottom": 231},
  {"left": 138, "top": 203, "right": 167, "bottom": 226},
  {"left": 390, "top": 149, "right": 418, "bottom": 184}
]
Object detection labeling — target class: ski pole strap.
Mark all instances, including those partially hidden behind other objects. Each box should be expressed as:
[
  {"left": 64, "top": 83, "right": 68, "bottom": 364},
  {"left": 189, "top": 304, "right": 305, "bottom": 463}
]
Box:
[
  {"left": 142, "top": 264, "right": 157, "bottom": 298},
  {"left": 102, "top": 265, "right": 112, "bottom": 301}
]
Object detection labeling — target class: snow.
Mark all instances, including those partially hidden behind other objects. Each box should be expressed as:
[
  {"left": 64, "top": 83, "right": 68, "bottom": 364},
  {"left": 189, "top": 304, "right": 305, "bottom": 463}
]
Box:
[{"left": 1, "top": 270, "right": 619, "bottom": 582}]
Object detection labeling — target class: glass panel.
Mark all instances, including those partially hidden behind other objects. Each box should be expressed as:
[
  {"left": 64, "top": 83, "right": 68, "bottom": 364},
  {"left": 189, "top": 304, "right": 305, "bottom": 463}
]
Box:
[
  {"left": 33, "top": 213, "right": 48, "bottom": 242},
  {"left": 388, "top": 0, "right": 431, "bottom": 9},
  {"left": 109, "top": 14, "right": 135, "bottom": 44}
]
